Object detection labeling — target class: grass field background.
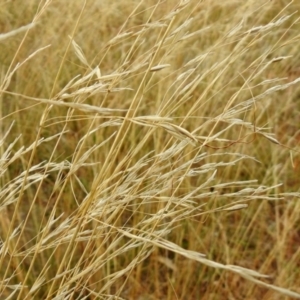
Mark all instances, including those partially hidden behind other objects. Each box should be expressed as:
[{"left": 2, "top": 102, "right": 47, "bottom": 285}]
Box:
[{"left": 0, "top": 0, "right": 300, "bottom": 299}]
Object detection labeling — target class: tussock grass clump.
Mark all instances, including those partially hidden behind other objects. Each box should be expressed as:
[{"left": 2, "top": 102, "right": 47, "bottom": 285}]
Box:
[{"left": 0, "top": 0, "right": 300, "bottom": 299}]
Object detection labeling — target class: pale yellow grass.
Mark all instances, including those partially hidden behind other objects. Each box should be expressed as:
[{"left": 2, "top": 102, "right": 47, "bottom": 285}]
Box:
[{"left": 0, "top": 0, "right": 300, "bottom": 299}]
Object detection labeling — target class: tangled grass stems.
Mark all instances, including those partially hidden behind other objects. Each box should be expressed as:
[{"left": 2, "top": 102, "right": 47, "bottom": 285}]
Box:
[{"left": 0, "top": 0, "right": 300, "bottom": 299}]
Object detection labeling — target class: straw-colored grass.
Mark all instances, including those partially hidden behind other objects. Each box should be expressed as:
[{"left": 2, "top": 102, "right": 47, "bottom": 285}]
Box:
[{"left": 1, "top": 0, "right": 300, "bottom": 299}]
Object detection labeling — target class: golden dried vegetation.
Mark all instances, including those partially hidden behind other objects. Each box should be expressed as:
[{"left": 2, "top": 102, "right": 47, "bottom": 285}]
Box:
[{"left": 0, "top": 0, "right": 300, "bottom": 299}]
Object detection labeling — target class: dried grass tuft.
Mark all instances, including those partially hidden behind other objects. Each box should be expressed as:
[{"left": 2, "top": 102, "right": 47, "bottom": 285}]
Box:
[{"left": 0, "top": 0, "right": 300, "bottom": 299}]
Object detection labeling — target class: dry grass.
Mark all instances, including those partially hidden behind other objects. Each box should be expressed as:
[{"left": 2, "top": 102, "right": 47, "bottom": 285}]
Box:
[{"left": 0, "top": 0, "right": 300, "bottom": 299}]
